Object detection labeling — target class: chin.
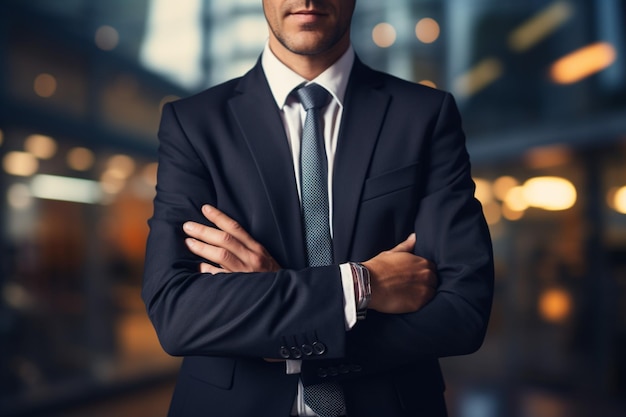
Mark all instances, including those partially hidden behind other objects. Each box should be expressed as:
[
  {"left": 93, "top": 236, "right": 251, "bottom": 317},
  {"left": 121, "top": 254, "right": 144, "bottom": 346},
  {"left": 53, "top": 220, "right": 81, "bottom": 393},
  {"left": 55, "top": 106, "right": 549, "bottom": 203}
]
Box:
[{"left": 285, "top": 34, "right": 336, "bottom": 55}]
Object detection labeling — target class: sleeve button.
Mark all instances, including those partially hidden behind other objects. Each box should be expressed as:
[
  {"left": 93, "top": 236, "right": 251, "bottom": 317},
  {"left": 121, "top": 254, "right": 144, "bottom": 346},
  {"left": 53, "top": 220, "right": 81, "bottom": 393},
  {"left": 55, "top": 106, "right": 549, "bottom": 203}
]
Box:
[
  {"left": 317, "top": 368, "right": 328, "bottom": 378},
  {"left": 291, "top": 347, "right": 302, "bottom": 359},
  {"left": 279, "top": 346, "right": 291, "bottom": 359},
  {"left": 312, "top": 342, "right": 326, "bottom": 355},
  {"left": 301, "top": 344, "right": 314, "bottom": 356},
  {"left": 328, "top": 366, "right": 338, "bottom": 376}
]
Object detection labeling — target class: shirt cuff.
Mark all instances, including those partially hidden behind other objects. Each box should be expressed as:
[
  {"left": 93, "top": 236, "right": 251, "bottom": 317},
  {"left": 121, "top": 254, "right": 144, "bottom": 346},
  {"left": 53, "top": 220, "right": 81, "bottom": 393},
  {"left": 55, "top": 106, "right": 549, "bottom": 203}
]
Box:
[
  {"left": 286, "top": 359, "right": 302, "bottom": 374},
  {"left": 340, "top": 263, "right": 357, "bottom": 330}
]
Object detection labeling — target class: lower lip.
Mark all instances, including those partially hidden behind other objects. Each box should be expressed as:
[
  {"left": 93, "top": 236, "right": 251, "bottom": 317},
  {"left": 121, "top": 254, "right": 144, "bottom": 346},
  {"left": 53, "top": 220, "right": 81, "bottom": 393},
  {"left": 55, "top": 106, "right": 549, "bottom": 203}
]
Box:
[{"left": 290, "top": 13, "right": 325, "bottom": 24}]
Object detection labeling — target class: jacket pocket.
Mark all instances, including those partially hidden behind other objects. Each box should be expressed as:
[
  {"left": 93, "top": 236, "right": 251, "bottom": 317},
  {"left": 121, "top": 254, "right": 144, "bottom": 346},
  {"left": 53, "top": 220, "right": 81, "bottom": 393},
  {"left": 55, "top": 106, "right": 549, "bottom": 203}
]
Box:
[
  {"left": 182, "top": 356, "right": 236, "bottom": 390},
  {"left": 361, "top": 162, "right": 420, "bottom": 202}
]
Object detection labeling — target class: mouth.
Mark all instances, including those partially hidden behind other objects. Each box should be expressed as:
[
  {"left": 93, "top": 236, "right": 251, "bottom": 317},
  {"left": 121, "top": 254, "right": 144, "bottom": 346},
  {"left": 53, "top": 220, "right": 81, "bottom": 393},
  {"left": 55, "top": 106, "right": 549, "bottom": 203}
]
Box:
[
  {"left": 288, "top": 9, "right": 328, "bottom": 24},
  {"left": 292, "top": 8, "right": 325, "bottom": 14}
]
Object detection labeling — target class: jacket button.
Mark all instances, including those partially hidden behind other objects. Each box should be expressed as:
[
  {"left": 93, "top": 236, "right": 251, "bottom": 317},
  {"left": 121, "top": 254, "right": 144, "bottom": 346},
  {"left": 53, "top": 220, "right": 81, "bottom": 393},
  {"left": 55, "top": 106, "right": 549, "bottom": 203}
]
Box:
[
  {"left": 328, "top": 367, "right": 338, "bottom": 376},
  {"left": 350, "top": 364, "right": 362, "bottom": 372},
  {"left": 279, "top": 346, "right": 291, "bottom": 359},
  {"left": 301, "top": 344, "right": 314, "bottom": 356},
  {"left": 338, "top": 365, "right": 350, "bottom": 374},
  {"left": 291, "top": 347, "right": 302, "bottom": 359},
  {"left": 312, "top": 342, "right": 326, "bottom": 355},
  {"left": 317, "top": 368, "right": 328, "bottom": 378}
]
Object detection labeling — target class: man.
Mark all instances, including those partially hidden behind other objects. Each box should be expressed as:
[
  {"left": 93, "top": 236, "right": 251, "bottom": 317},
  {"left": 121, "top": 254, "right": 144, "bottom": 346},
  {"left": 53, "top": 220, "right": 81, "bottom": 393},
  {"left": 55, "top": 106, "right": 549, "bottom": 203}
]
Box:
[{"left": 142, "top": 0, "right": 494, "bottom": 416}]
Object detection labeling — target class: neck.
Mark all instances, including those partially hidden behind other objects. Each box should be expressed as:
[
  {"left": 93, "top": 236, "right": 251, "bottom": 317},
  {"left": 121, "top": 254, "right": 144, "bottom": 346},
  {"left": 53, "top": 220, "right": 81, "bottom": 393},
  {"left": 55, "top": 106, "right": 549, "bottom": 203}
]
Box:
[{"left": 268, "top": 37, "right": 350, "bottom": 80}]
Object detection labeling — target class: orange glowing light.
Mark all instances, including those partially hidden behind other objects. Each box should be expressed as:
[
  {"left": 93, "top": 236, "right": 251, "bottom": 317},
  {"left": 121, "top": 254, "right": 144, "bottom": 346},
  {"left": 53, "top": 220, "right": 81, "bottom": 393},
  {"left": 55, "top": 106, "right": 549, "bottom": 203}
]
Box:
[
  {"left": 539, "top": 288, "right": 572, "bottom": 323},
  {"left": 550, "top": 42, "right": 617, "bottom": 84},
  {"left": 418, "top": 80, "right": 437, "bottom": 89}
]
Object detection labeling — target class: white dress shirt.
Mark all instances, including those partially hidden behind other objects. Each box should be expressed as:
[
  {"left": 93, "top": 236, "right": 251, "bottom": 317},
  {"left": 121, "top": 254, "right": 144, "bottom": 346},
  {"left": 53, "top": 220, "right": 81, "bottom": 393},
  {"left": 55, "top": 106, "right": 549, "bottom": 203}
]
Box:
[{"left": 261, "top": 43, "right": 356, "bottom": 416}]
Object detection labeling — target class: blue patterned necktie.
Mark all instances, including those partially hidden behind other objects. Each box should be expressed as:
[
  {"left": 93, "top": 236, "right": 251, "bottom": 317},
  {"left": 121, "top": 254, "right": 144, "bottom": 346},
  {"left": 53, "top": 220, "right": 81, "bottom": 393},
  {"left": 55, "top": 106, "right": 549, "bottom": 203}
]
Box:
[
  {"left": 296, "top": 83, "right": 334, "bottom": 268},
  {"left": 295, "top": 83, "right": 346, "bottom": 417}
]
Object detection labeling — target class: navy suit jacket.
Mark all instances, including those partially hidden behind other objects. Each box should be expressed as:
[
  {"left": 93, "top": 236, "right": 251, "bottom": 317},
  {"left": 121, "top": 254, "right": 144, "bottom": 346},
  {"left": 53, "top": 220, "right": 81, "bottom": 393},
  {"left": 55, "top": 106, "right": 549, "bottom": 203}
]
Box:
[{"left": 142, "top": 57, "right": 494, "bottom": 417}]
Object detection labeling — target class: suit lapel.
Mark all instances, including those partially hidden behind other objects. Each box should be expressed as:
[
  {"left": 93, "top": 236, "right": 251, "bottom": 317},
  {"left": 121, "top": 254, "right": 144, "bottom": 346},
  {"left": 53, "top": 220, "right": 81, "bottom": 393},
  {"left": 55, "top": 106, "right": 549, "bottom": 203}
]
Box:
[
  {"left": 333, "top": 60, "right": 391, "bottom": 263},
  {"left": 227, "top": 59, "right": 390, "bottom": 267},
  {"left": 228, "top": 62, "right": 307, "bottom": 268}
]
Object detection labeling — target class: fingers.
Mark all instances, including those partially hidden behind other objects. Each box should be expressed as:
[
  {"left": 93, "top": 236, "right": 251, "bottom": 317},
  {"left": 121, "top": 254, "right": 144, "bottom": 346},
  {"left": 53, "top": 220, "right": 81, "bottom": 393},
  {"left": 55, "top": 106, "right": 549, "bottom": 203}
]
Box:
[
  {"left": 185, "top": 236, "right": 244, "bottom": 273},
  {"left": 183, "top": 206, "right": 253, "bottom": 270},
  {"left": 201, "top": 205, "right": 265, "bottom": 254},
  {"left": 183, "top": 205, "right": 281, "bottom": 273},
  {"left": 417, "top": 257, "right": 438, "bottom": 288},
  {"left": 200, "top": 262, "right": 226, "bottom": 274},
  {"left": 364, "top": 248, "right": 438, "bottom": 314},
  {"left": 390, "top": 232, "right": 416, "bottom": 253}
]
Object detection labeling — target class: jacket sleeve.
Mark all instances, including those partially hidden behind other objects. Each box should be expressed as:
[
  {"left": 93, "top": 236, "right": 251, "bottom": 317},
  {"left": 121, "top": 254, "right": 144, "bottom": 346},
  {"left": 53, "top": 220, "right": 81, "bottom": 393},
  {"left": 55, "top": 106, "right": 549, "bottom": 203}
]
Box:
[
  {"left": 302, "top": 92, "right": 494, "bottom": 384},
  {"left": 142, "top": 102, "right": 347, "bottom": 361}
]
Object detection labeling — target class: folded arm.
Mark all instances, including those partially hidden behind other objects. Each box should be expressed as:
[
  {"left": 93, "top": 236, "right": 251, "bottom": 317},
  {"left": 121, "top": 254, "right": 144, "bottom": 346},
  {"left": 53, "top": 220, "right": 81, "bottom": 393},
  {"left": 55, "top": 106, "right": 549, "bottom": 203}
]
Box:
[{"left": 183, "top": 204, "right": 438, "bottom": 316}]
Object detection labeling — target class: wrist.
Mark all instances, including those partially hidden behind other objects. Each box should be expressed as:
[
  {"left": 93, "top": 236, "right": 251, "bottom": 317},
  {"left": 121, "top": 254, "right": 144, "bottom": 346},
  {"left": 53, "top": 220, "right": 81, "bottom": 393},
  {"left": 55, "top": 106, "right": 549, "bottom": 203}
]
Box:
[{"left": 350, "top": 262, "right": 371, "bottom": 320}]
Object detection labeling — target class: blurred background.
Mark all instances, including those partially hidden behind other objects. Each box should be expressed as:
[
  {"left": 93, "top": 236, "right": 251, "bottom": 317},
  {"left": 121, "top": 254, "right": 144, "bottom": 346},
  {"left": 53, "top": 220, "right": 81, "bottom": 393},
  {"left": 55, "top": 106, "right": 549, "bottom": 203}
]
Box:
[{"left": 0, "top": 0, "right": 625, "bottom": 416}]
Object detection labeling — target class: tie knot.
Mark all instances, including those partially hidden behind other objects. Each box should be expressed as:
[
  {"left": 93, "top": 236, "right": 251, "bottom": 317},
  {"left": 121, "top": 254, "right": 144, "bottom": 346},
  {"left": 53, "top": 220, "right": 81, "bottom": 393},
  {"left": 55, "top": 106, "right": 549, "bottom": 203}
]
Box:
[{"left": 296, "top": 83, "right": 330, "bottom": 111}]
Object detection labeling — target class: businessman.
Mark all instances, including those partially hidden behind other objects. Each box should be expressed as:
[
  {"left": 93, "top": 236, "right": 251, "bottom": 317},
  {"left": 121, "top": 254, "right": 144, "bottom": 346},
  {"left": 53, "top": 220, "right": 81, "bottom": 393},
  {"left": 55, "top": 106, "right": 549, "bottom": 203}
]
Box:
[{"left": 142, "top": 0, "right": 494, "bottom": 416}]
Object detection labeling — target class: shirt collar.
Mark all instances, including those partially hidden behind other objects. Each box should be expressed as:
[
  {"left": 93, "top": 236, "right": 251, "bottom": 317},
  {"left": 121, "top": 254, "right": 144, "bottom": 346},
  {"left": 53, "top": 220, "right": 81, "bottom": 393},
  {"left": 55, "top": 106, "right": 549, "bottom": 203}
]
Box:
[{"left": 261, "top": 42, "right": 355, "bottom": 109}]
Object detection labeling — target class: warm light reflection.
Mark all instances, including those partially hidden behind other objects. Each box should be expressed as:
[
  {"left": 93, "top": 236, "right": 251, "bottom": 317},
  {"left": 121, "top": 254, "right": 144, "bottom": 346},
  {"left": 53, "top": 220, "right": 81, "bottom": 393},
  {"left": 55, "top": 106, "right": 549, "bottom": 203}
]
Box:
[
  {"left": 504, "top": 186, "right": 529, "bottom": 212},
  {"left": 101, "top": 170, "right": 127, "bottom": 194},
  {"left": 106, "top": 154, "right": 136, "bottom": 179},
  {"left": 493, "top": 176, "right": 519, "bottom": 201},
  {"left": 418, "top": 80, "right": 437, "bottom": 88},
  {"left": 372, "top": 22, "right": 397, "bottom": 48},
  {"left": 550, "top": 42, "right": 617, "bottom": 84},
  {"left": 24, "top": 134, "right": 57, "bottom": 159},
  {"left": 33, "top": 73, "right": 57, "bottom": 98},
  {"left": 455, "top": 57, "right": 503, "bottom": 97},
  {"left": 539, "top": 287, "right": 572, "bottom": 323},
  {"left": 3, "top": 152, "right": 39, "bottom": 176},
  {"left": 509, "top": 1, "right": 574, "bottom": 52},
  {"left": 415, "top": 18, "right": 440, "bottom": 44},
  {"left": 67, "top": 147, "right": 96, "bottom": 171},
  {"left": 524, "top": 145, "right": 571, "bottom": 169},
  {"left": 142, "top": 162, "right": 159, "bottom": 187},
  {"left": 502, "top": 204, "right": 525, "bottom": 221},
  {"left": 95, "top": 25, "right": 120, "bottom": 51},
  {"left": 31, "top": 174, "right": 103, "bottom": 204},
  {"left": 7, "top": 183, "right": 33, "bottom": 210},
  {"left": 473, "top": 178, "right": 493, "bottom": 204},
  {"left": 482, "top": 201, "right": 502, "bottom": 225},
  {"left": 613, "top": 186, "right": 626, "bottom": 214},
  {"left": 523, "top": 176, "right": 576, "bottom": 211}
]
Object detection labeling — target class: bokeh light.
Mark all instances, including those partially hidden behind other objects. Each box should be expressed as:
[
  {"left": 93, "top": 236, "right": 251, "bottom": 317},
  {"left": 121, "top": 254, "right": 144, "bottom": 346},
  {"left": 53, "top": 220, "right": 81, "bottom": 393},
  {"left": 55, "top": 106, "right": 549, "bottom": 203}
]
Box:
[
  {"left": 372, "top": 22, "right": 397, "bottom": 48},
  {"left": 522, "top": 176, "right": 576, "bottom": 211},
  {"left": 3, "top": 151, "right": 39, "bottom": 177},
  {"left": 24, "top": 134, "right": 57, "bottom": 159},
  {"left": 95, "top": 25, "right": 120, "bottom": 51},
  {"left": 539, "top": 288, "right": 572, "bottom": 323},
  {"left": 67, "top": 147, "right": 96, "bottom": 171},
  {"left": 415, "top": 18, "right": 440, "bottom": 44},
  {"left": 551, "top": 42, "right": 617, "bottom": 84},
  {"left": 33, "top": 73, "right": 57, "bottom": 98},
  {"left": 613, "top": 186, "right": 626, "bottom": 214}
]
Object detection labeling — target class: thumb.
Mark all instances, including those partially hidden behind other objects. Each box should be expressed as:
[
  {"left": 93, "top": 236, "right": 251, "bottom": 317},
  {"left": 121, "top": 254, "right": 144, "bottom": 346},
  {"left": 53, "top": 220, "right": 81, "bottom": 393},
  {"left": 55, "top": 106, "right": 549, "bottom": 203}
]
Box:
[{"left": 390, "top": 233, "right": 416, "bottom": 253}]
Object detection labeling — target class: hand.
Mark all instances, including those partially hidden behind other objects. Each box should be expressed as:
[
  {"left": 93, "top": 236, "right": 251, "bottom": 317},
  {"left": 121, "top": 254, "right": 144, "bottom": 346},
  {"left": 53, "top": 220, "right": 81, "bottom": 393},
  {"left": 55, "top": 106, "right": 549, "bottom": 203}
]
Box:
[
  {"left": 183, "top": 205, "right": 281, "bottom": 274},
  {"left": 362, "top": 234, "right": 437, "bottom": 314}
]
